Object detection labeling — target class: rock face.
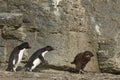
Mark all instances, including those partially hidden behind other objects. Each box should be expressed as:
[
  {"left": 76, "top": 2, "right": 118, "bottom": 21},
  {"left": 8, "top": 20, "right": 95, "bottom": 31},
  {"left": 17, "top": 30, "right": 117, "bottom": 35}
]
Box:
[
  {"left": 0, "top": 0, "right": 119, "bottom": 75},
  {"left": 2, "top": 0, "right": 120, "bottom": 74},
  {"left": 0, "top": 70, "right": 120, "bottom": 80},
  {"left": 81, "top": 0, "right": 120, "bottom": 73}
]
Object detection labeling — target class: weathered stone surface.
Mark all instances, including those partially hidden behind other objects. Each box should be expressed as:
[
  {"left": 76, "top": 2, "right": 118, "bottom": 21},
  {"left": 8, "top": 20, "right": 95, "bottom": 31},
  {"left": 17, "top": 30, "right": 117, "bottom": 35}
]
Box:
[
  {"left": 0, "top": 70, "right": 119, "bottom": 80},
  {"left": 0, "top": 0, "right": 7, "bottom": 12},
  {"left": 81, "top": 0, "right": 120, "bottom": 73},
  {"left": 0, "top": 0, "right": 100, "bottom": 72},
  {"left": 1, "top": 0, "right": 120, "bottom": 76},
  {"left": 0, "top": 13, "right": 23, "bottom": 26}
]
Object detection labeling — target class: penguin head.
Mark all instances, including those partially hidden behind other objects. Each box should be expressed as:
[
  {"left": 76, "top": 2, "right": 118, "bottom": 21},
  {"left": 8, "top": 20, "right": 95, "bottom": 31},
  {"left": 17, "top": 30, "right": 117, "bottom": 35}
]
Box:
[
  {"left": 19, "top": 42, "right": 31, "bottom": 49},
  {"left": 84, "top": 51, "right": 94, "bottom": 58},
  {"left": 45, "top": 46, "right": 54, "bottom": 51}
]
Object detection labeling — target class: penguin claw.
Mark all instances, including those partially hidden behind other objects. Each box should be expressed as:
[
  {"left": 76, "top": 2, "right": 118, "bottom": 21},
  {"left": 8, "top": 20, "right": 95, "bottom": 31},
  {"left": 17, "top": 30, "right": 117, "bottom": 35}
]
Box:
[
  {"left": 44, "top": 60, "right": 48, "bottom": 64},
  {"left": 41, "top": 61, "right": 48, "bottom": 66}
]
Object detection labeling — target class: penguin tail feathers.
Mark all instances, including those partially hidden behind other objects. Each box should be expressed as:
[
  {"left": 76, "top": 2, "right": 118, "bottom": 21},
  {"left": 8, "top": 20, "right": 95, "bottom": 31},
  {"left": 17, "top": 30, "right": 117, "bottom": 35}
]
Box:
[
  {"left": 6, "top": 67, "right": 11, "bottom": 71},
  {"left": 6, "top": 68, "right": 9, "bottom": 71},
  {"left": 24, "top": 64, "right": 31, "bottom": 71},
  {"left": 6, "top": 63, "right": 14, "bottom": 71},
  {"left": 24, "top": 63, "right": 30, "bottom": 69}
]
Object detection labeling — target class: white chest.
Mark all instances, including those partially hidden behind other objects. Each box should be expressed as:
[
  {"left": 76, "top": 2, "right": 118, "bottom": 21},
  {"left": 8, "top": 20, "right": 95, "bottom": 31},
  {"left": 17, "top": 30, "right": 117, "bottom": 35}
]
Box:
[
  {"left": 13, "top": 48, "right": 26, "bottom": 72},
  {"left": 33, "top": 58, "right": 41, "bottom": 66},
  {"left": 31, "top": 58, "right": 41, "bottom": 70},
  {"left": 18, "top": 48, "right": 26, "bottom": 62},
  {"left": 42, "top": 51, "right": 48, "bottom": 57}
]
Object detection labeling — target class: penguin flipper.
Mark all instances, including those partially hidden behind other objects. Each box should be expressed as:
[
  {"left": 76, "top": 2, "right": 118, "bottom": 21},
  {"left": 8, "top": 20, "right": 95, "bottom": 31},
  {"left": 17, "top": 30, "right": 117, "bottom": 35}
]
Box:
[
  {"left": 14, "top": 54, "right": 18, "bottom": 65},
  {"left": 38, "top": 55, "right": 46, "bottom": 63}
]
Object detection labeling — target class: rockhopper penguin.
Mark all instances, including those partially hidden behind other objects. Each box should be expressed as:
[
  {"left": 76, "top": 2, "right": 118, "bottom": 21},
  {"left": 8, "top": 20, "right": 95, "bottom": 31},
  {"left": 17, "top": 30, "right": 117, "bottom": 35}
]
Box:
[
  {"left": 6, "top": 42, "right": 31, "bottom": 72},
  {"left": 71, "top": 51, "right": 94, "bottom": 73},
  {"left": 25, "top": 46, "right": 54, "bottom": 72}
]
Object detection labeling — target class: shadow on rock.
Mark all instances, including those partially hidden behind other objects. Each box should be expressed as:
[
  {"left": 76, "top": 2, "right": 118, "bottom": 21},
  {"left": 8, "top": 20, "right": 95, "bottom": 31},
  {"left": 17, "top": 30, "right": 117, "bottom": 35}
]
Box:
[{"left": 34, "top": 64, "right": 77, "bottom": 73}]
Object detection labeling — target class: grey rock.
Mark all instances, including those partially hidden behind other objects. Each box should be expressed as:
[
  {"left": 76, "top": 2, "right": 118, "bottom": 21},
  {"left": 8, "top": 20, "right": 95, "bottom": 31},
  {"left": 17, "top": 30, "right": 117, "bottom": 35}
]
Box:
[
  {"left": 0, "top": 0, "right": 100, "bottom": 72},
  {"left": 0, "top": 13, "right": 23, "bottom": 27},
  {"left": 81, "top": 0, "right": 120, "bottom": 73},
  {"left": 0, "top": 70, "right": 119, "bottom": 80}
]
